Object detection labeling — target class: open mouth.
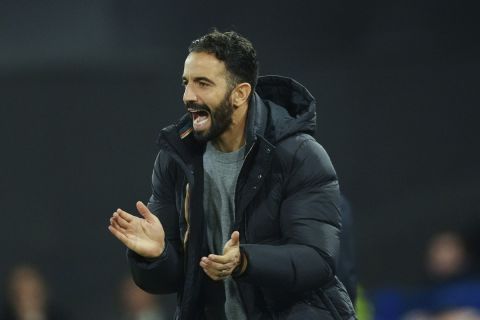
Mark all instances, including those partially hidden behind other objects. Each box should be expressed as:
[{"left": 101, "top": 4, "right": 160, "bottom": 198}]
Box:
[{"left": 188, "top": 108, "right": 210, "bottom": 128}]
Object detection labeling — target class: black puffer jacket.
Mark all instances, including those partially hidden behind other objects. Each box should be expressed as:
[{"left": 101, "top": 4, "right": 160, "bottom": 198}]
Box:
[{"left": 128, "top": 76, "right": 356, "bottom": 320}]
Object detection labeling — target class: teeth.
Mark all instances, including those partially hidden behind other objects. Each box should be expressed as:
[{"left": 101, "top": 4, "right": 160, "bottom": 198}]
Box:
[{"left": 195, "top": 117, "right": 208, "bottom": 124}]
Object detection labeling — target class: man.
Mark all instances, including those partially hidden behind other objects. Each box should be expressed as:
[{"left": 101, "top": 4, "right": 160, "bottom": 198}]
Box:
[{"left": 109, "top": 30, "right": 356, "bottom": 320}]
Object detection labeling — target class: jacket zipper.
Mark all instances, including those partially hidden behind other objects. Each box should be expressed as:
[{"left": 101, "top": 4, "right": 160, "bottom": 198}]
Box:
[
  {"left": 231, "top": 138, "right": 257, "bottom": 318},
  {"left": 234, "top": 138, "right": 256, "bottom": 241}
]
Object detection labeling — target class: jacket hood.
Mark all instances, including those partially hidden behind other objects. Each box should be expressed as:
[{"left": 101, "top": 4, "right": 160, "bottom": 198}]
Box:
[{"left": 255, "top": 75, "right": 317, "bottom": 142}]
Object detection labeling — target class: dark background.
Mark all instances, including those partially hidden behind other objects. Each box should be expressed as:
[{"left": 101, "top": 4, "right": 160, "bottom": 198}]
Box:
[{"left": 1, "top": 0, "right": 479, "bottom": 318}]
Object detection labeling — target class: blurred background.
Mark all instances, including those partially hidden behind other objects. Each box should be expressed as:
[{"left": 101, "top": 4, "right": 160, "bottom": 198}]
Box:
[{"left": 1, "top": 0, "right": 479, "bottom": 319}]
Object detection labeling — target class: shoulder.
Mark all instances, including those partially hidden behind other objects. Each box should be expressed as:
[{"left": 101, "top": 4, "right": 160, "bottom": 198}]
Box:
[
  {"left": 273, "top": 134, "right": 336, "bottom": 177},
  {"left": 274, "top": 134, "right": 338, "bottom": 191},
  {"left": 276, "top": 133, "right": 314, "bottom": 148}
]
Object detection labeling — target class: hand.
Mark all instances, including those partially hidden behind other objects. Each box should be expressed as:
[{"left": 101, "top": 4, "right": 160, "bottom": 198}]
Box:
[
  {"left": 200, "top": 231, "right": 241, "bottom": 281},
  {"left": 108, "top": 201, "right": 165, "bottom": 258}
]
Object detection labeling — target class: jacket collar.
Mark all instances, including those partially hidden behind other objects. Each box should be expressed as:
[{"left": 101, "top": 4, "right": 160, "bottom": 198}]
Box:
[{"left": 244, "top": 91, "right": 269, "bottom": 155}]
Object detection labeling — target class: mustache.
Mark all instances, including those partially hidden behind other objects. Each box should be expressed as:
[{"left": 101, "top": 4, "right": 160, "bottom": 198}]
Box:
[{"left": 186, "top": 102, "right": 211, "bottom": 113}]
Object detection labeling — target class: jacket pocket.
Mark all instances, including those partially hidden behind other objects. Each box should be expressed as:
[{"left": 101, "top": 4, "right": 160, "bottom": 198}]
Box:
[{"left": 319, "top": 278, "right": 356, "bottom": 319}]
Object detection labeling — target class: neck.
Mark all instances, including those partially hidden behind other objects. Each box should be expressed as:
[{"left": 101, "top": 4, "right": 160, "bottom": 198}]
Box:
[{"left": 212, "top": 104, "right": 248, "bottom": 152}]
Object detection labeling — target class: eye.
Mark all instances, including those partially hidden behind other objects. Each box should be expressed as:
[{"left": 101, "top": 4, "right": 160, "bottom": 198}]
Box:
[
  {"left": 198, "top": 81, "right": 209, "bottom": 88},
  {"left": 181, "top": 80, "right": 187, "bottom": 87}
]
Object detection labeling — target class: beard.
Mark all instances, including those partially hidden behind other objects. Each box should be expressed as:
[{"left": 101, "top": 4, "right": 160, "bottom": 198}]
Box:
[{"left": 187, "top": 91, "right": 234, "bottom": 143}]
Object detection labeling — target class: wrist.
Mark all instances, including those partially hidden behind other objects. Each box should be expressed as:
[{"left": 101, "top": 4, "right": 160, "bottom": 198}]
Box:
[
  {"left": 143, "top": 242, "right": 166, "bottom": 262},
  {"left": 232, "top": 248, "right": 248, "bottom": 278}
]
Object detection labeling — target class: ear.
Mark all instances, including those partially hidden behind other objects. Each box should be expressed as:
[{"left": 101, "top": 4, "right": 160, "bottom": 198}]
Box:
[{"left": 231, "top": 82, "right": 252, "bottom": 107}]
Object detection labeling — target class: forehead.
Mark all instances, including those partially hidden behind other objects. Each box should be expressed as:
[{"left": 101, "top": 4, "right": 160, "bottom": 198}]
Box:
[{"left": 183, "top": 52, "right": 227, "bottom": 80}]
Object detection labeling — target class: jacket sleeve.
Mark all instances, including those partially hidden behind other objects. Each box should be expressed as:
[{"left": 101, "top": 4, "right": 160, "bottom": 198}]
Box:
[
  {"left": 127, "top": 150, "right": 184, "bottom": 294},
  {"left": 239, "top": 137, "right": 341, "bottom": 293}
]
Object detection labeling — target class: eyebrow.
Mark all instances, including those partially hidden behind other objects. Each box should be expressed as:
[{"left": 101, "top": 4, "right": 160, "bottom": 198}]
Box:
[{"left": 182, "top": 76, "right": 216, "bottom": 85}]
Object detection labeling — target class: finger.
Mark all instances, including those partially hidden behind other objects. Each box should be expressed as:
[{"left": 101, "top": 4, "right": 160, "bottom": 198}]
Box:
[
  {"left": 200, "top": 264, "right": 223, "bottom": 281},
  {"left": 136, "top": 201, "right": 154, "bottom": 220},
  {"left": 202, "top": 268, "right": 220, "bottom": 281},
  {"left": 200, "top": 257, "right": 234, "bottom": 271},
  {"left": 116, "top": 209, "right": 134, "bottom": 222},
  {"left": 112, "top": 214, "right": 130, "bottom": 229},
  {"left": 207, "top": 254, "right": 229, "bottom": 264},
  {"left": 230, "top": 231, "right": 240, "bottom": 246},
  {"left": 110, "top": 217, "right": 127, "bottom": 232},
  {"left": 208, "top": 253, "right": 236, "bottom": 264},
  {"left": 200, "top": 257, "right": 227, "bottom": 270},
  {"left": 204, "top": 262, "right": 236, "bottom": 275},
  {"left": 200, "top": 257, "right": 213, "bottom": 269},
  {"left": 108, "top": 225, "right": 132, "bottom": 247}
]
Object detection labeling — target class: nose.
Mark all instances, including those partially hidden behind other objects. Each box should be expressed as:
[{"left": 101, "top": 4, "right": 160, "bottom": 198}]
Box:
[{"left": 183, "top": 84, "right": 197, "bottom": 104}]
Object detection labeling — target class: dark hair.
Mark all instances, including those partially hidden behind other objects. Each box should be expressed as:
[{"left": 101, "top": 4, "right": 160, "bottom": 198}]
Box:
[{"left": 189, "top": 30, "right": 259, "bottom": 94}]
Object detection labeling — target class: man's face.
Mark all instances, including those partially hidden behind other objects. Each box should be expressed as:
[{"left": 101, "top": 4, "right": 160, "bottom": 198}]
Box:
[{"left": 182, "top": 52, "right": 235, "bottom": 142}]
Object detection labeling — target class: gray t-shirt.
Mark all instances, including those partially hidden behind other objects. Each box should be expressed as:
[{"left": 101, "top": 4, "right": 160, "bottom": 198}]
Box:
[{"left": 203, "top": 141, "right": 247, "bottom": 320}]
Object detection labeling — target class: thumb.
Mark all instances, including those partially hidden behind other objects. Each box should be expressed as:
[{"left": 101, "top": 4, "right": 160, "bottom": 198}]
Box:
[
  {"left": 230, "top": 231, "right": 240, "bottom": 247},
  {"left": 136, "top": 201, "right": 154, "bottom": 220}
]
